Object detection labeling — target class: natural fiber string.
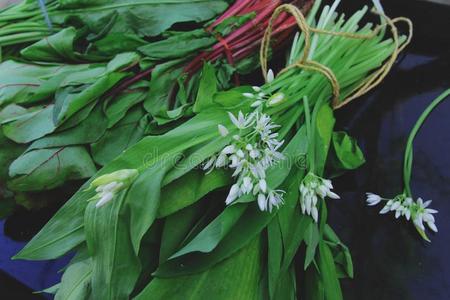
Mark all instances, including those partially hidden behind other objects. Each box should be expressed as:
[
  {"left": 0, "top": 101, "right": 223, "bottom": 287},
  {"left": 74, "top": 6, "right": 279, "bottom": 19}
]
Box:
[{"left": 259, "top": 4, "right": 413, "bottom": 109}]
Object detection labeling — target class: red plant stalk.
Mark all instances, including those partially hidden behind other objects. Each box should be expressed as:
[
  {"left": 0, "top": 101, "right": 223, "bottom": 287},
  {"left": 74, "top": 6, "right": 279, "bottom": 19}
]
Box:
[{"left": 108, "top": 0, "right": 314, "bottom": 102}]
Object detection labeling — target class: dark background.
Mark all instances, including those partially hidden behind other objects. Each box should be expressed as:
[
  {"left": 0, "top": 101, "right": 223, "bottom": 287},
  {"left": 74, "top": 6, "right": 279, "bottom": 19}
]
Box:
[{"left": 0, "top": 0, "right": 449, "bottom": 299}]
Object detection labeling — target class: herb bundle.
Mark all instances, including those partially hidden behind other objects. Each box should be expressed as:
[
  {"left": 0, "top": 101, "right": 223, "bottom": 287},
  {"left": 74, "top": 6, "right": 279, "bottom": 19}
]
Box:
[
  {"left": 0, "top": 0, "right": 314, "bottom": 213},
  {"left": 13, "top": 1, "right": 412, "bottom": 299}
]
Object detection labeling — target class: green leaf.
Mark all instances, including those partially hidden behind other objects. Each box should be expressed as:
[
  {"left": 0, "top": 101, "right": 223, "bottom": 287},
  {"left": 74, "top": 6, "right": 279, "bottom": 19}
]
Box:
[
  {"left": 8, "top": 146, "right": 97, "bottom": 192},
  {"left": 55, "top": 258, "right": 92, "bottom": 300},
  {"left": 330, "top": 131, "right": 365, "bottom": 170},
  {"left": 169, "top": 204, "right": 247, "bottom": 259},
  {"left": 3, "top": 105, "right": 56, "bottom": 143},
  {"left": 155, "top": 203, "right": 274, "bottom": 277},
  {"left": 314, "top": 103, "right": 335, "bottom": 175},
  {"left": 324, "top": 225, "right": 353, "bottom": 278},
  {"left": 159, "top": 202, "right": 207, "bottom": 263},
  {"left": 138, "top": 29, "right": 214, "bottom": 60},
  {"left": 91, "top": 106, "right": 148, "bottom": 166},
  {"left": 162, "top": 135, "right": 232, "bottom": 185},
  {"left": 104, "top": 84, "right": 147, "bottom": 128},
  {"left": 267, "top": 217, "right": 283, "bottom": 299},
  {"left": 53, "top": 72, "right": 127, "bottom": 125},
  {"left": 143, "top": 59, "right": 184, "bottom": 118},
  {"left": 126, "top": 157, "right": 176, "bottom": 254},
  {"left": 20, "top": 27, "right": 77, "bottom": 62},
  {"left": 0, "top": 131, "right": 26, "bottom": 181},
  {"left": 266, "top": 126, "right": 307, "bottom": 188},
  {"left": 136, "top": 236, "right": 263, "bottom": 300},
  {"left": 318, "top": 241, "right": 343, "bottom": 300},
  {"left": 304, "top": 223, "right": 320, "bottom": 269},
  {"left": 158, "top": 169, "right": 231, "bottom": 218},
  {"left": 27, "top": 104, "right": 108, "bottom": 151},
  {"left": 105, "top": 52, "right": 141, "bottom": 73},
  {"left": 85, "top": 193, "right": 140, "bottom": 300},
  {"left": 0, "top": 104, "right": 30, "bottom": 124},
  {"left": 193, "top": 62, "right": 218, "bottom": 113}
]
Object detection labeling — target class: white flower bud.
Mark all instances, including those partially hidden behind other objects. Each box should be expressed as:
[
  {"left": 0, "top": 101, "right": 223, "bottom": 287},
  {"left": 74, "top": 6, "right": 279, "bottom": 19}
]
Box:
[
  {"left": 218, "top": 124, "right": 229, "bottom": 137},
  {"left": 267, "top": 93, "right": 285, "bottom": 107},
  {"left": 267, "top": 69, "right": 274, "bottom": 83}
]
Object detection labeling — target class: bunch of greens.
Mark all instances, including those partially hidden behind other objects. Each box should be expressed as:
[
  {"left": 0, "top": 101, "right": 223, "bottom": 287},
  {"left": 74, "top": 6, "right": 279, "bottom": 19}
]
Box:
[
  {"left": 14, "top": 1, "right": 410, "bottom": 299},
  {"left": 0, "top": 0, "right": 314, "bottom": 214},
  {"left": 0, "top": 0, "right": 230, "bottom": 56}
]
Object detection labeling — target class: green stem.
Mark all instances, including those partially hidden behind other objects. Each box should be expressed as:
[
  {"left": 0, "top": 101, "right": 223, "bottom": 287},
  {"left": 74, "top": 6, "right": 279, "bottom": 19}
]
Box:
[
  {"left": 402, "top": 88, "right": 450, "bottom": 196},
  {"left": 303, "top": 96, "right": 315, "bottom": 173}
]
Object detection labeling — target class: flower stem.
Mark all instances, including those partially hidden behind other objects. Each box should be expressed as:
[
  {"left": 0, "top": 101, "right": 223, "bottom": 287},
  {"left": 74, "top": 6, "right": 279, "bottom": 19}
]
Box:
[{"left": 403, "top": 88, "right": 450, "bottom": 197}]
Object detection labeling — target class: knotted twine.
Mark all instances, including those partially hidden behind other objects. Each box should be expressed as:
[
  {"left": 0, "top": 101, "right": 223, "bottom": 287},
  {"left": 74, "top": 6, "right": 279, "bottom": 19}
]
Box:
[{"left": 259, "top": 4, "right": 413, "bottom": 109}]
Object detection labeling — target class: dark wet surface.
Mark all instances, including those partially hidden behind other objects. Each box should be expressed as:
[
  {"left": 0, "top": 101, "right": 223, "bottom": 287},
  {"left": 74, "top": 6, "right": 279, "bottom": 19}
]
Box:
[{"left": 0, "top": 0, "right": 449, "bottom": 299}]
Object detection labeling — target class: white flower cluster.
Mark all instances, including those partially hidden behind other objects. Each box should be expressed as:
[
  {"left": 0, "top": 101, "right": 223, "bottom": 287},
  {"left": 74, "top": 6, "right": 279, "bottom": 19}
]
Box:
[
  {"left": 203, "top": 111, "right": 285, "bottom": 212},
  {"left": 88, "top": 169, "right": 139, "bottom": 208},
  {"left": 366, "top": 193, "right": 438, "bottom": 233},
  {"left": 242, "top": 69, "right": 285, "bottom": 108},
  {"left": 299, "top": 173, "right": 340, "bottom": 222}
]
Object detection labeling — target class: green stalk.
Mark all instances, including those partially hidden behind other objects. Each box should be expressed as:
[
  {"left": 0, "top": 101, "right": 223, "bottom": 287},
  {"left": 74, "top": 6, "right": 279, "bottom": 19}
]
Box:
[
  {"left": 0, "top": 32, "right": 49, "bottom": 46},
  {"left": 402, "top": 89, "right": 450, "bottom": 196},
  {"left": 303, "top": 96, "right": 315, "bottom": 172}
]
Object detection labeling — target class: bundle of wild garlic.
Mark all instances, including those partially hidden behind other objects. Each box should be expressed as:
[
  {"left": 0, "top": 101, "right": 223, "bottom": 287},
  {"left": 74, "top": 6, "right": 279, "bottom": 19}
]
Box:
[{"left": 14, "top": 1, "right": 413, "bottom": 299}]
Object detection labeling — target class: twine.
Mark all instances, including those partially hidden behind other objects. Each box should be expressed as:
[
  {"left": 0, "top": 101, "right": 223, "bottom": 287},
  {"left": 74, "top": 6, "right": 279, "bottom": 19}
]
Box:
[{"left": 259, "top": 4, "right": 413, "bottom": 109}]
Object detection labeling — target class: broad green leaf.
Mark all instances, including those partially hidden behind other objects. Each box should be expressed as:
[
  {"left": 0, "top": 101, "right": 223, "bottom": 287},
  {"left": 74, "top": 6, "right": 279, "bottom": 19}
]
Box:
[
  {"left": 106, "top": 52, "right": 141, "bottom": 73},
  {"left": 158, "top": 169, "right": 231, "bottom": 218},
  {"left": 304, "top": 265, "right": 325, "bottom": 300},
  {"left": 20, "top": 27, "right": 77, "bottom": 62},
  {"left": 155, "top": 203, "right": 273, "bottom": 277},
  {"left": 27, "top": 104, "right": 108, "bottom": 151},
  {"left": 324, "top": 225, "right": 353, "bottom": 278},
  {"left": 0, "top": 104, "right": 29, "bottom": 124},
  {"left": 3, "top": 105, "right": 56, "bottom": 143},
  {"left": 304, "top": 223, "right": 320, "bottom": 269},
  {"left": 144, "top": 59, "right": 184, "bottom": 118},
  {"left": 139, "top": 29, "right": 214, "bottom": 60},
  {"left": 136, "top": 237, "right": 263, "bottom": 300},
  {"left": 53, "top": 72, "right": 127, "bottom": 125},
  {"left": 0, "top": 61, "right": 55, "bottom": 106},
  {"left": 104, "top": 84, "right": 147, "bottom": 128},
  {"left": 162, "top": 135, "right": 232, "bottom": 185},
  {"left": 85, "top": 193, "right": 140, "bottom": 300},
  {"left": 268, "top": 217, "right": 283, "bottom": 299},
  {"left": 266, "top": 126, "right": 307, "bottom": 188},
  {"left": 314, "top": 103, "right": 335, "bottom": 175},
  {"left": 159, "top": 202, "right": 207, "bottom": 263},
  {"left": 193, "top": 62, "right": 218, "bottom": 113},
  {"left": 273, "top": 266, "right": 297, "bottom": 300},
  {"left": 169, "top": 204, "right": 247, "bottom": 259},
  {"left": 53, "top": 0, "right": 229, "bottom": 38},
  {"left": 55, "top": 258, "right": 92, "bottom": 300},
  {"left": 91, "top": 106, "right": 148, "bottom": 166},
  {"left": 318, "top": 241, "right": 343, "bottom": 300},
  {"left": 0, "top": 131, "right": 26, "bottom": 181},
  {"left": 8, "top": 146, "right": 96, "bottom": 192},
  {"left": 126, "top": 157, "right": 176, "bottom": 254},
  {"left": 330, "top": 131, "right": 365, "bottom": 170}
]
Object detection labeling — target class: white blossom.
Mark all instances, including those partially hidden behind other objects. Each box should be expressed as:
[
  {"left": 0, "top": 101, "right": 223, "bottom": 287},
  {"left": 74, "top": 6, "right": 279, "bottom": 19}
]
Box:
[
  {"left": 203, "top": 111, "right": 285, "bottom": 211},
  {"left": 366, "top": 193, "right": 438, "bottom": 236},
  {"left": 299, "top": 173, "right": 340, "bottom": 222},
  {"left": 366, "top": 192, "right": 382, "bottom": 206},
  {"left": 89, "top": 169, "right": 138, "bottom": 208}
]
